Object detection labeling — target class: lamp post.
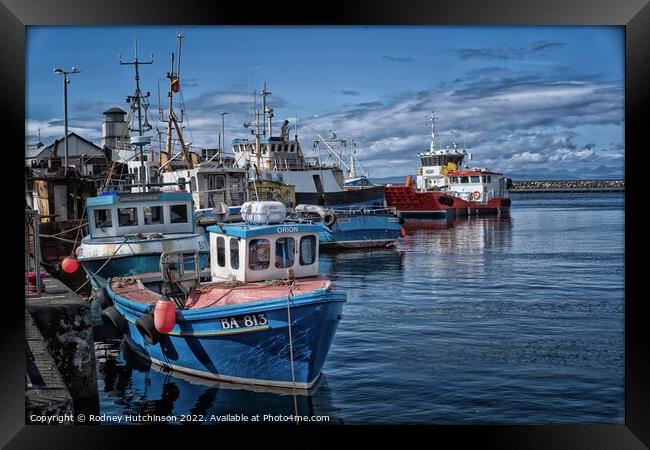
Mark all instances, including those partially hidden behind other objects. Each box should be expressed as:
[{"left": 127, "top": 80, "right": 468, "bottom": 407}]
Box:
[
  {"left": 53, "top": 67, "right": 80, "bottom": 171},
  {"left": 220, "top": 112, "right": 228, "bottom": 155}
]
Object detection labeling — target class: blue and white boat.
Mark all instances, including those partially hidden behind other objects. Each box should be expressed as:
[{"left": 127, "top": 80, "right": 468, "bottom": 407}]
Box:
[
  {"left": 104, "top": 201, "right": 346, "bottom": 389},
  {"left": 294, "top": 204, "right": 405, "bottom": 249},
  {"left": 76, "top": 191, "right": 210, "bottom": 290}
]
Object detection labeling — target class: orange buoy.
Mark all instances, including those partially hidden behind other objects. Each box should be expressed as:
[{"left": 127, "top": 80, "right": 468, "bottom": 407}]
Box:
[
  {"left": 400, "top": 226, "right": 407, "bottom": 238},
  {"left": 61, "top": 256, "right": 79, "bottom": 273},
  {"left": 154, "top": 299, "right": 177, "bottom": 333}
]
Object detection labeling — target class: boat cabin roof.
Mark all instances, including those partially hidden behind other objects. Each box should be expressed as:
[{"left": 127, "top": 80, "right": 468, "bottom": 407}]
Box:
[
  {"left": 206, "top": 221, "right": 321, "bottom": 283},
  {"left": 206, "top": 222, "right": 319, "bottom": 239},
  {"left": 87, "top": 191, "right": 193, "bottom": 206},
  {"left": 447, "top": 169, "right": 502, "bottom": 177}
]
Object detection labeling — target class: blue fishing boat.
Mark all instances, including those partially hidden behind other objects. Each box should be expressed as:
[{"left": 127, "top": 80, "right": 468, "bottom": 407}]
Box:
[
  {"left": 76, "top": 191, "right": 210, "bottom": 290},
  {"left": 104, "top": 201, "right": 346, "bottom": 389},
  {"left": 294, "top": 204, "right": 405, "bottom": 249}
]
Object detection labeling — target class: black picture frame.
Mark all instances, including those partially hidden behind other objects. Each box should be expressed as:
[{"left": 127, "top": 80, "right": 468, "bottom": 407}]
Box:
[{"left": 4, "top": 0, "right": 647, "bottom": 447}]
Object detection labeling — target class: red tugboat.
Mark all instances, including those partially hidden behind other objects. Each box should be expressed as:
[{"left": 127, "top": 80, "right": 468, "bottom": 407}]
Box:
[{"left": 385, "top": 113, "right": 511, "bottom": 219}]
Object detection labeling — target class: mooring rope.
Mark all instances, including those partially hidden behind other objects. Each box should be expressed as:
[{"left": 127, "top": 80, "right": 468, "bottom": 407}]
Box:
[
  {"left": 286, "top": 279, "right": 299, "bottom": 422},
  {"left": 74, "top": 238, "right": 128, "bottom": 293}
]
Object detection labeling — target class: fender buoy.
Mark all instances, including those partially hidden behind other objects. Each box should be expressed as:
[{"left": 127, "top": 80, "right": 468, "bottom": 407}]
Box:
[
  {"left": 95, "top": 287, "right": 112, "bottom": 309},
  {"left": 472, "top": 191, "right": 481, "bottom": 201},
  {"left": 154, "top": 299, "right": 176, "bottom": 333},
  {"left": 323, "top": 213, "right": 336, "bottom": 227},
  {"left": 136, "top": 313, "right": 160, "bottom": 345},
  {"left": 399, "top": 227, "right": 407, "bottom": 238},
  {"left": 61, "top": 256, "right": 79, "bottom": 273},
  {"left": 101, "top": 306, "right": 128, "bottom": 335}
]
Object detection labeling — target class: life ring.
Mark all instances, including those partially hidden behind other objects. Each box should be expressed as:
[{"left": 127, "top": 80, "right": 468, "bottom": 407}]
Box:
[
  {"left": 136, "top": 313, "right": 161, "bottom": 345},
  {"left": 472, "top": 191, "right": 481, "bottom": 201}
]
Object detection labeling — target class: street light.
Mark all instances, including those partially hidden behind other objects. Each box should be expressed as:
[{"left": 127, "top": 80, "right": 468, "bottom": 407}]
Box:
[
  {"left": 53, "top": 67, "right": 81, "bottom": 171},
  {"left": 220, "top": 112, "right": 228, "bottom": 154}
]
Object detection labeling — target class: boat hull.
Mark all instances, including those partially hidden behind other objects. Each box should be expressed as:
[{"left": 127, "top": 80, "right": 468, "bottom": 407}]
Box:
[
  {"left": 77, "top": 233, "right": 210, "bottom": 289},
  {"left": 319, "top": 213, "right": 402, "bottom": 248},
  {"left": 296, "top": 185, "right": 385, "bottom": 208},
  {"left": 385, "top": 185, "right": 510, "bottom": 220},
  {"left": 110, "top": 290, "right": 346, "bottom": 389}
]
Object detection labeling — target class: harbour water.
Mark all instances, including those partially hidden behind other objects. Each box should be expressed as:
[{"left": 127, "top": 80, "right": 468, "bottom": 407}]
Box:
[{"left": 93, "top": 192, "right": 624, "bottom": 424}]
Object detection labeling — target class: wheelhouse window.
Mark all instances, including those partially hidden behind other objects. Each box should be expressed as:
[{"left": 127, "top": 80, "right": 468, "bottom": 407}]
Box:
[
  {"left": 487, "top": 175, "right": 492, "bottom": 183},
  {"left": 143, "top": 205, "right": 163, "bottom": 225},
  {"left": 216, "top": 236, "right": 225, "bottom": 267},
  {"left": 299, "top": 235, "right": 317, "bottom": 266},
  {"left": 170, "top": 204, "right": 188, "bottom": 223},
  {"left": 230, "top": 238, "right": 239, "bottom": 270},
  {"left": 249, "top": 239, "right": 270, "bottom": 270},
  {"left": 460, "top": 176, "right": 469, "bottom": 184},
  {"left": 93, "top": 209, "right": 112, "bottom": 229},
  {"left": 275, "top": 237, "right": 295, "bottom": 268},
  {"left": 470, "top": 175, "right": 480, "bottom": 183},
  {"left": 117, "top": 207, "right": 138, "bottom": 227}
]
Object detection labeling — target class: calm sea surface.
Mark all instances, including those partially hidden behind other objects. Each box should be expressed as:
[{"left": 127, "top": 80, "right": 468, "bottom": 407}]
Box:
[{"left": 93, "top": 192, "right": 625, "bottom": 424}]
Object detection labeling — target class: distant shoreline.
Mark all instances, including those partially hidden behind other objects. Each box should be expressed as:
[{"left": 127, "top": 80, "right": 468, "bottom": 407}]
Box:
[
  {"left": 509, "top": 180, "right": 624, "bottom": 193},
  {"left": 377, "top": 178, "right": 625, "bottom": 192}
]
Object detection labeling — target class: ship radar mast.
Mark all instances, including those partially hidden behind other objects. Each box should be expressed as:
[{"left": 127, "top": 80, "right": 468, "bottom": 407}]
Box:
[
  {"left": 120, "top": 37, "right": 153, "bottom": 191},
  {"left": 425, "top": 111, "right": 438, "bottom": 152}
]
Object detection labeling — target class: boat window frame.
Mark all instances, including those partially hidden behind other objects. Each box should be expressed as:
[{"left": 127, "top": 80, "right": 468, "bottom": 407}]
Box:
[
  {"left": 169, "top": 203, "right": 189, "bottom": 224},
  {"left": 216, "top": 236, "right": 226, "bottom": 267},
  {"left": 143, "top": 205, "right": 164, "bottom": 225},
  {"left": 248, "top": 238, "right": 271, "bottom": 271},
  {"left": 230, "top": 237, "right": 239, "bottom": 270},
  {"left": 299, "top": 235, "right": 317, "bottom": 266},
  {"left": 275, "top": 236, "right": 296, "bottom": 269},
  {"left": 117, "top": 206, "right": 139, "bottom": 227},
  {"left": 93, "top": 208, "right": 113, "bottom": 229},
  {"left": 470, "top": 175, "right": 480, "bottom": 183}
]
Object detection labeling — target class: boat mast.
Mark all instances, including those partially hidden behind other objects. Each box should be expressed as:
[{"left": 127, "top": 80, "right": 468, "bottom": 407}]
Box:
[
  {"left": 261, "top": 82, "right": 271, "bottom": 137},
  {"left": 120, "top": 37, "right": 153, "bottom": 191},
  {"left": 163, "top": 34, "right": 194, "bottom": 169}
]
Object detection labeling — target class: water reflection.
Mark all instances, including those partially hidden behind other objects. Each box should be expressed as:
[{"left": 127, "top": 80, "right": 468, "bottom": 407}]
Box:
[
  {"left": 319, "top": 246, "right": 405, "bottom": 282},
  {"left": 95, "top": 338, "right": 342, "bottom": 424}
]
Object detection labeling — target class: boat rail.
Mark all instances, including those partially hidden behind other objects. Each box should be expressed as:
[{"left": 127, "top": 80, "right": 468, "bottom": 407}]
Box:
[
  {"left": 330, "top": 205, "right": 398, "bottom": 216},
  {"left": 160, "top": 249, "right": 202, "bottom": 302}
]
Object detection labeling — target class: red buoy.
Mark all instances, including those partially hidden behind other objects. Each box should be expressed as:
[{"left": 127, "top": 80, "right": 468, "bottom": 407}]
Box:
[
  {"left": 400, "top": 226, "right": 407, "bottom": 238},
  {"left": 61, "top": 256, "right": 79, "bottom": 273},
  {"left": 154, "top": 299, "right": 176, "bottom": 333}
]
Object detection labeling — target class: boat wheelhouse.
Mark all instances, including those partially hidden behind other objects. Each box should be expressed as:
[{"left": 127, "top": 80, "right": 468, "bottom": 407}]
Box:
[
  {"left": 446, "top": 169, "right": 509, "bottom": 203},
  {"left": 76, "top": 191, "right": 209, "bottom": 289},
  {"left": 385, "top": 112, "right": 511, "bottom": 219},
  {"left": 231, "top": 87, "right": 385, "bottom": 208},
  {"left": 104, "top": 201, "right": 346, "bottom": 389}
]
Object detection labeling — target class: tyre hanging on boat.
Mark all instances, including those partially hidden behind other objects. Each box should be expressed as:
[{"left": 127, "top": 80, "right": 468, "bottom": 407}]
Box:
[
  {"left": 323, "top": 212, "right": 336, "bottom": 227},
  {"left": 136, "top": 313, "right": 161, "bottom": 345},
  {"left": 95, "top": 287, "right": 112, "bottom": 309},
  {"left": 101, "top": 306, "right": 128, "bottom": 335}
]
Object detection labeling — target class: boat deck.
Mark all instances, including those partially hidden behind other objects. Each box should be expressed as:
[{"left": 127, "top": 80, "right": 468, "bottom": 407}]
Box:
[{"left": 110, "top": 275, "right": 330, "bottom": 310}]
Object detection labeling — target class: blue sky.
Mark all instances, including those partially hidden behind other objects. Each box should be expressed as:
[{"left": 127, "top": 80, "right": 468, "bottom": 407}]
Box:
[{"left": 26, "top": 26, "right": 624, "bottom": 179}]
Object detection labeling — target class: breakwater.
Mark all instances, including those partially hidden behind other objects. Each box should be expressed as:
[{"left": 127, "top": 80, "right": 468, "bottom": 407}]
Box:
[{"left": 511, "top": 180, "right": 624, "bottom": 192}]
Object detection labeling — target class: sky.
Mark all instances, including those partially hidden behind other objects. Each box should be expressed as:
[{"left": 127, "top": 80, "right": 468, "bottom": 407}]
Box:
[{"left": 25, "top": 26, "right": 624, "bottom": 180}]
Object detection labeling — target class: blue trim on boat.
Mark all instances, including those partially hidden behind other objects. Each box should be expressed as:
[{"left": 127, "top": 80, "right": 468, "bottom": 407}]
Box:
[
  {"left": 108, "top": 283, "right": 345, "bottom": 387},
  {"left": 206, "top": 222, "right": 321, "bottom": 238}
]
